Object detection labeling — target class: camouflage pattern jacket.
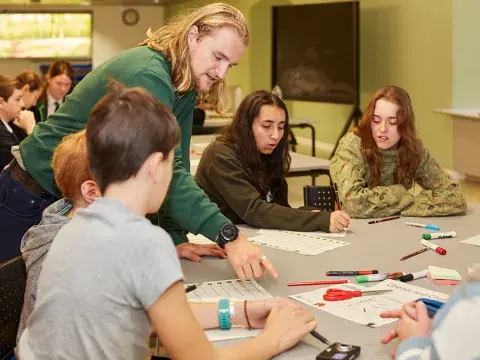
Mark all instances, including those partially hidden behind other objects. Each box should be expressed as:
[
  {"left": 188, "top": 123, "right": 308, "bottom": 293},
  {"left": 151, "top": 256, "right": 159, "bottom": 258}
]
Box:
[{"left": 330, "top": 132, "right": 467, "bottom": 218}]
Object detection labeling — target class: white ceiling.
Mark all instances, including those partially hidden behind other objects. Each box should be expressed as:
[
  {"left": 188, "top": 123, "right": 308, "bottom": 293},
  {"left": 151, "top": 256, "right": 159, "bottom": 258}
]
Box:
[{"left": 0, "top": 0, "right": 185, "bottom": 5}]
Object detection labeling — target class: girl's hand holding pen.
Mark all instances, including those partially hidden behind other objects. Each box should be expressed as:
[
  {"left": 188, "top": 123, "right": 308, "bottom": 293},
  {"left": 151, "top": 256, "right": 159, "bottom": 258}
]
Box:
[{"left": 330, "top": 211, "right": 351, "bottom": 232}]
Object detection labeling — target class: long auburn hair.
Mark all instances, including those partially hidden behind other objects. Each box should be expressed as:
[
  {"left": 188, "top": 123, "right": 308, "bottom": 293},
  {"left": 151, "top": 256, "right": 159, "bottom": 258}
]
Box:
[
  {"left": 218, "top": 90, "right": 291, "bottom": 196},
  {"left": 355, "top": 85, "right": 421, "bottom": 188},
  {"left": 139, "top": 3, "right": 249, "bottom": 113}
]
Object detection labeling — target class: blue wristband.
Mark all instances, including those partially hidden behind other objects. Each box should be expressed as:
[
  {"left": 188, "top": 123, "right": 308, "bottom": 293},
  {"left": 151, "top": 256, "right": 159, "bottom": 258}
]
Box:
[{"left": 218, "top": 299, "right": 231, "bottom": 330}]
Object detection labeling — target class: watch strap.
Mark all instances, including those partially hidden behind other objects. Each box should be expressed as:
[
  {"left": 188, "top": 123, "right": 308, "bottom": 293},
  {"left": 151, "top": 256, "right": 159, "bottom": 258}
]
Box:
[{"left": 218, "top": 299, "right": 231, "bottom": 330}]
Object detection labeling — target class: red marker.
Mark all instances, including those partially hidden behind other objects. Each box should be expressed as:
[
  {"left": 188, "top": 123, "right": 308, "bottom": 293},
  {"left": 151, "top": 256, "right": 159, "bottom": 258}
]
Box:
[
  {"left": 287, "top": 280, "right": 349, "bottom": 287},
  {"left": 326, "top": 270, "right": 378, "bottom": 276},
  {"left": 421, "top": 239, "right": 447, "bottom": 255}
]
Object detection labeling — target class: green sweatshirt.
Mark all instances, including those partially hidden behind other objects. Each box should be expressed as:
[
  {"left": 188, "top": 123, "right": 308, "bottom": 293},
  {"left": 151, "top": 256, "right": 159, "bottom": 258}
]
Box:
[
  {"left": 195, "top": 140, "right": 332, "bottom": 232},
  {"left": 330, "top": 132, "right": 467, "bottom": 218},
  {"left": 20, "top": 46, "right": 227, "bottom": 245}
]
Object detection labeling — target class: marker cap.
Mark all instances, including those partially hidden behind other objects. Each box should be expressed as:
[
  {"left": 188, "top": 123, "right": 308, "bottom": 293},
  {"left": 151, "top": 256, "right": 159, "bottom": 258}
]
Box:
[
  {"left": 435, "top": 247, "right": 447, "bottom": 255},
  {"left": 422, "top": 233, "right": 433, "bottom": 240},
  {"left": 356, "top": 274, "right": 387, "bottom": 283},
  {"left": 426, "top": 225, "right": 440, "bottom": 231},
  {"left": 356, "top": 275, "right": 369, "bottom": 283},
  {"left": 399, "top": 274, "right": 413, "bottom": 282}
]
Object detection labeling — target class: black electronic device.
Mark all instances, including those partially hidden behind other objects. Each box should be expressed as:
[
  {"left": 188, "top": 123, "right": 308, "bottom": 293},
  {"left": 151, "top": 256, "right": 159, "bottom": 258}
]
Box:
[
  {"left": 316, "top": 342, "right": 361, "bottom": 360},
  {"left": 217, "top": 222, "right": 239, "bottom": 249}
]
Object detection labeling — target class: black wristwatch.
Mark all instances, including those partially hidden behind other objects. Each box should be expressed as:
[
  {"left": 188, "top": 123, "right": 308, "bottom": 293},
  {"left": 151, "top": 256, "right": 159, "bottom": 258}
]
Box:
[{"left": 217, "top": 222, "right": 239, "bottom": 249}]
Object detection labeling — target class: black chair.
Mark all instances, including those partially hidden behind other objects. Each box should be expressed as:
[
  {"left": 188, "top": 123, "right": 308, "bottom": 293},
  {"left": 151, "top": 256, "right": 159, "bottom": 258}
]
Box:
[
  {"left": 192, "top": 108, "right": 217, "bottom": 135},
  {"left": 303, "top": 185, "right": 336, "bottom": 211},
  {"left": 0, "top": 256, "right": 27, "bottom": 360}
]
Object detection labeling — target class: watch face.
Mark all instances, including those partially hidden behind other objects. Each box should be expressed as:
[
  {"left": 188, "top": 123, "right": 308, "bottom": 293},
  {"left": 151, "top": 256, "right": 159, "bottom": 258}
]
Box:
[{"left": 221, "top": 223, "right": 238, "bottom": 241}]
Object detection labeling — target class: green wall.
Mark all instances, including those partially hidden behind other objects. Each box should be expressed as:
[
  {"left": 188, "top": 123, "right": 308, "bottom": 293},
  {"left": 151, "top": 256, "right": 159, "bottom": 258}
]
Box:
[
  {"left": 452, "top": 0, "right": 480, "bottom": 108},
  {"left": 166, "top": 0, "right": 454, "bottom": 167}
]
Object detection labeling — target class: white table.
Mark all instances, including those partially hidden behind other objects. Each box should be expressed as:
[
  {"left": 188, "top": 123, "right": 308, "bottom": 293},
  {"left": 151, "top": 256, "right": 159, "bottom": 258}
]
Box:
[
  {"left": 203, "top": 116, "right": 232, "bottom": 128},
  {"left": 181, "top": 205, "right": 480, "bottom": 359},
  {"left": 434, "top": 108, "right": 480, "bottom": 179},
  {"left": 202, "top": 117, "right": 317, "bottom": 155},
  {"left": 203, "top": 117, "right": 316, "bottom": 129}
]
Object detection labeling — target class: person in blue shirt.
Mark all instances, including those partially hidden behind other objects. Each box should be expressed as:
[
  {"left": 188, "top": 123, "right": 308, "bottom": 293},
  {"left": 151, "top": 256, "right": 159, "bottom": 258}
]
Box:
[{"left": 380, "top": 273, "right": 480, "bottom": 359}]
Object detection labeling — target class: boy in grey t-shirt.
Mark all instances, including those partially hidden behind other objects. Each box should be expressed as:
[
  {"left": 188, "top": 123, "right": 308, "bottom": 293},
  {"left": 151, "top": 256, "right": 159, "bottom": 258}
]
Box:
[
  {"left": 18, "top": 84, "right": 183, "bottom": 360},
  {"left": 22, "top": 198, "right": 183, "bottom": 359}
]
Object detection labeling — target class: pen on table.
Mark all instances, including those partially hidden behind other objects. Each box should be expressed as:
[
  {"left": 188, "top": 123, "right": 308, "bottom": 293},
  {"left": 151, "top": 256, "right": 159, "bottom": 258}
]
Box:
[
  {"left": 405, "top": 222, "right": 440, "bottom": 231},
  {"left": 287, "top": 280, "right": 349, "bottom": 287},
  {"left": 326, "top": 270, "right": 378, "bottom": 276},
  {"left": 368, "top": 216, "right": 401, "bottom": 224},
  {"left": 422, "top": 231, "right": 456, "bottom": 240},
  {"left": 400, "top": 247, "right": 429, "bottom": 261},
  {"left": 399, "top": 269, "right": 428, "bottom": 282},
  {"left": 388, "top": 272, "right": 406, "bottom": 280},
  {"left": 185, "top": 284, "right": 197, "bottom": 293},
  {"left": 310, "top": 330, "right": 332, "bottom": 346},
  {"left": 421, "top": 239, "right": 447, "bottom": 255},
  {"left": 356, "top": 273, "right": 389, "bottom": 283},
  {"left": 333, "top": 183, "right": 342, "bottom": 210}
]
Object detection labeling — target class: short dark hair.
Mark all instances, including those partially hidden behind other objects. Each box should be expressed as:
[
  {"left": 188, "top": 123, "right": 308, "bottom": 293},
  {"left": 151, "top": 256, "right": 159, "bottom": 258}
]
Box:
[
  {"left": 0, "top": 74, "right": 20, "bottom": 101},
  {"left": 86, "top": 82, "right": 180, "bottom": 193}
]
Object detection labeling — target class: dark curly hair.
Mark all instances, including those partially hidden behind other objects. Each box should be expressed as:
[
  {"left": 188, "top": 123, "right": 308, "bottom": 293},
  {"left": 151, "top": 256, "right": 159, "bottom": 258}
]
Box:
[{"left": 218, "top": 90, "right": 291, "bottom": 196}]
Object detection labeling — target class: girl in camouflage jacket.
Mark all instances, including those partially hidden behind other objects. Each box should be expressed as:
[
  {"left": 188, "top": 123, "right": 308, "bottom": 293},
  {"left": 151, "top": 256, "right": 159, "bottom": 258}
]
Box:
[{"left": 330, "top": 85, "right": 467, "bottom": 218}]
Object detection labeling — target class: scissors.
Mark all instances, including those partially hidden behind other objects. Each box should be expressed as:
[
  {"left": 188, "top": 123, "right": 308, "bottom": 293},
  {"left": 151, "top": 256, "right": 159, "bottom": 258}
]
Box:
[{"left": 323, "top": 288, "right": 392, "bottom": 301}]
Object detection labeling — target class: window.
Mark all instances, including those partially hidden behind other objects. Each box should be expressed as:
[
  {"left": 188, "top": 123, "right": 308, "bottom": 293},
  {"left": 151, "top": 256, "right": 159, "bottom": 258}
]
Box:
[{"left": 0, "top": 13, "right": 92, "bottom": 59}]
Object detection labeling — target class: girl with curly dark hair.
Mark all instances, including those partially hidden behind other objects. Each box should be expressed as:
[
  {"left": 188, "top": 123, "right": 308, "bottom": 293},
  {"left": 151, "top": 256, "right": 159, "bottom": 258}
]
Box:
[{"left": 195, "top": 90, "right": 350, "bottom": 233}]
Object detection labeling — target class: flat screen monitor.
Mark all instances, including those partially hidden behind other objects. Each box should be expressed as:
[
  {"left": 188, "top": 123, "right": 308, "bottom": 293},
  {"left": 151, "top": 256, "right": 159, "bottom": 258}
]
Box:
[{"left": 272, "top": 2, "right": 359, "bottom": 104}]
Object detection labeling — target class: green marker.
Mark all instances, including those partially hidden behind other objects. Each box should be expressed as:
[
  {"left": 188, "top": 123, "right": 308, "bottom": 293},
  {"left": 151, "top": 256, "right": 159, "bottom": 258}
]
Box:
[
  {"left": 422, "top": 231, "right": 456, "bottom": 240},
  {"left": 356, "top": 273, "right": 388, "bottom": 283}
]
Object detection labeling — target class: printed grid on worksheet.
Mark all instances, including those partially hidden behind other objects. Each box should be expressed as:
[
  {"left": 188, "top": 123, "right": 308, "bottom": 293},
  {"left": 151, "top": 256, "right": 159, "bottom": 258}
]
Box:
[
  {"left": 187, "top": 279, "right": 272, "bottom": 301},
  {"left": 249, "top": 229, "right": 349, "bottom": 255}
]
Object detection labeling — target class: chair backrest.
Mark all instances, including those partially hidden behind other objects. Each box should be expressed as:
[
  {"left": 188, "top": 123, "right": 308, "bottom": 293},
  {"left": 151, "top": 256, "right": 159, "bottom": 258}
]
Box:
[
  {"left": 303, "top": 185, "right": 336, "bottom": 211},
  {"left": 0, "top": 256, "right": 27, "bottom": 360},
  {"left": 192, "top": 107, "right": 206, "bottom": 127}
]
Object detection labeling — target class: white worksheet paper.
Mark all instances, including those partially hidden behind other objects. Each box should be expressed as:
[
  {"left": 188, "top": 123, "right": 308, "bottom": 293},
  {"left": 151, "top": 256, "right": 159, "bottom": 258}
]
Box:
[
  {"left": 191, "top": 142, "right": 211, "bottom": 150},
  {"left": 459, "top": 234, "right": 480, "bottom": 247},
  {"left": 290, "top": 279, "right": 449, "bottom": 327},
  {"left": 281, "top": 229, "right": 348, "bottom": 238},
  {"left": 187, "top": 233, "right": 214, "bottom": 244},
  {"left": 249, "top": 229, "right": 349, "bottom": 256},
  {"left": 187, "top": 279, "right": 272, "bottom": 341}
]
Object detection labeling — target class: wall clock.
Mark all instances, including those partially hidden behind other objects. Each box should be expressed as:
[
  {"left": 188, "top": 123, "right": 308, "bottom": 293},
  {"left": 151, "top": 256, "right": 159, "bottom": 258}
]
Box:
[{"left": 122, "top": 8, "right": 139, "bottom": 26}]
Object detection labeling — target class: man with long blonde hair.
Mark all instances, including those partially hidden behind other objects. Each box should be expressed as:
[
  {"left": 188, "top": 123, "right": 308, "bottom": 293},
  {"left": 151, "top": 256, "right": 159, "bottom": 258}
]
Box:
[{"left": 1, "top": 3, "right": 277, "bottom": 280}]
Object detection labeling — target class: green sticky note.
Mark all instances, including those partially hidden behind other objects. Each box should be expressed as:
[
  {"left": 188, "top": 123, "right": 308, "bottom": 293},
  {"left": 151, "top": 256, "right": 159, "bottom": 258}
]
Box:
[{"left": 428, "top": 265, "right": 462, "bottom": 280}]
